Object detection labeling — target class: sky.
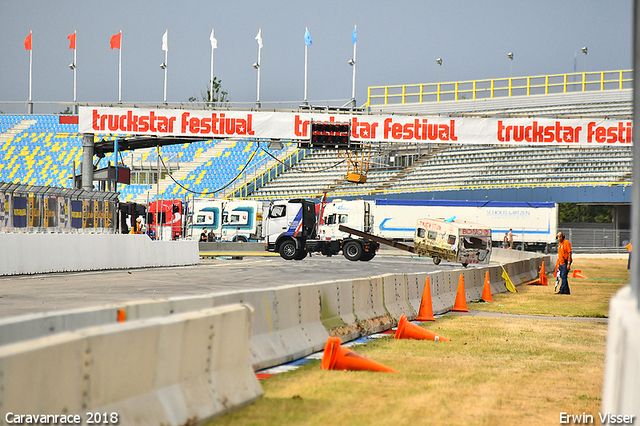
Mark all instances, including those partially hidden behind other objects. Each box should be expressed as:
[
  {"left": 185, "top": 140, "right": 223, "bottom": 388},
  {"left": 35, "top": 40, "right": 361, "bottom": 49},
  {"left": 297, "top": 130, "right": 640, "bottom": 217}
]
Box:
[{"left": 0, "top": 0, "right": 633, "bottom": 111}]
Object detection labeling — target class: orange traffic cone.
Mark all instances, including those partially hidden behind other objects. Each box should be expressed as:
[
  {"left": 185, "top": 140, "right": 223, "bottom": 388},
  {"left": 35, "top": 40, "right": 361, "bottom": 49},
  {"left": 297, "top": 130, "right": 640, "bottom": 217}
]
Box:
[
  {"left": 573, "top": 270, "right": 588, "bottom": 279},
  {"left": 117, "top": 309, "right": 126, "bottom": 322},
  {"left": 527, "top": 261, "right": 549, "bottom": 286},
  {"left": 395, "top": 313, "right": 449, "bottom": 342},
  {"left": 415, "top": 277, "right": 436, "bottom": 321},
  {"left": 321, "top": 337, "right": 397, "bottom": 373},
  {"left": 451, "top": 274, "right": 470, "bottom": 312},
  {"left": 481, "top": 271, "right": 493, "bottom": 302}
]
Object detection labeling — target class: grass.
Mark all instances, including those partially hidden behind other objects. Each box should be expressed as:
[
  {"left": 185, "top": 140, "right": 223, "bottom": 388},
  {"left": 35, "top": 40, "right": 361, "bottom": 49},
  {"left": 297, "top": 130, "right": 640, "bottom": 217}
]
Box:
[
  {"left": 474, "top": 258, "right": 629, "bottom": 318},
  {"left": 206, "top": 258, "right": 629, "bottom": 426}
]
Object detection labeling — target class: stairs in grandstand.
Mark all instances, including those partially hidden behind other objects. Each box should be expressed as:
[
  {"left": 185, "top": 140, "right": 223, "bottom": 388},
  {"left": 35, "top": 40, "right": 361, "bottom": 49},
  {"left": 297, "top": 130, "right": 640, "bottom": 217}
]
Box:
[
  {"left": 0, "top": 119, "right": 38, "bottom": 143},
  {"left": 130, "top": 141, "right": 234, "bottom": 203}
]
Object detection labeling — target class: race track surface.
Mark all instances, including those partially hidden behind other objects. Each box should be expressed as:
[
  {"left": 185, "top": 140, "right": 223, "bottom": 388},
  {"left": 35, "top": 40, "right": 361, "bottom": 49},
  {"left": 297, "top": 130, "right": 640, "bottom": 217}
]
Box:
[{"left": 0, "top": 255, "right": 471, "bottom": 319}]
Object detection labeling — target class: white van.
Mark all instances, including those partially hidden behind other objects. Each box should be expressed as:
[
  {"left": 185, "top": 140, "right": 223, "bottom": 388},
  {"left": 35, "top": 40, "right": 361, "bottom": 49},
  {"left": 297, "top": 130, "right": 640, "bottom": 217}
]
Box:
[{"left": 414, "top": 218, "right": 492, "bottom": 267}]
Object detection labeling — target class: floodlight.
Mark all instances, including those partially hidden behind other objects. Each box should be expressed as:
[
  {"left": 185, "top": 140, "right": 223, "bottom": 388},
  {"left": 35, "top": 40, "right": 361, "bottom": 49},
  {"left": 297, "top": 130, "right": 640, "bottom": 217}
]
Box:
[
  {"left": 507, "top": 52, "right": 513, "bottom": 60},
  {"left": 581, "top": 47, "right": 588, "bottom": 55},
  {"left": 160, "top": 63, "right": 167, "bottom": 69},
  {"left": 69, "top": 63, "right": 76, "bottom": 70},
  {"left": 436, "top": 58, "right": 442, "bottom": 66},
  {"left": 253, "top": 62, "right": 260, "bottom": 69},
  {"left": 348, "top": 59, "right": 355, "bottom": 66}
]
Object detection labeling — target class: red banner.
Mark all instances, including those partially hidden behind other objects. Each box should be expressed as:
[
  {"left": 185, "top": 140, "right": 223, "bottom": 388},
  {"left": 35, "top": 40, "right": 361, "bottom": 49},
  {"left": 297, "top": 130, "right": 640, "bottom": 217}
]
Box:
[{"left": 78, "top": 107, "right": 632, "bottom": 146}]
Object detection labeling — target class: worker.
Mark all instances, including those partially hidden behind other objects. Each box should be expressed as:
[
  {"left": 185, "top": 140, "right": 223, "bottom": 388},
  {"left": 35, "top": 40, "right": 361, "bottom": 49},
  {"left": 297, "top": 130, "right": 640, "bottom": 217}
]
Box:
[{"left": 556, "top": 232, "right": 572, "bottom": 295}]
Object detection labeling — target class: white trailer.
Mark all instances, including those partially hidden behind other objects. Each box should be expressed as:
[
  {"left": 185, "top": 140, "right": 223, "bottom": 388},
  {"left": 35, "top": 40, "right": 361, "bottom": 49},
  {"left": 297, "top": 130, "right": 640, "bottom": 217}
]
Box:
[{"left": 324, "top": 199, "right": 557, "bottom": 251}]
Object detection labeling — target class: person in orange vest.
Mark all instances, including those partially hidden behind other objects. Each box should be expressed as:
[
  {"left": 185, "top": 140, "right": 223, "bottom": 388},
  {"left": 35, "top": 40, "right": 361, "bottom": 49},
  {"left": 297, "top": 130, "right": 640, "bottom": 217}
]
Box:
[
  {"left": 626, "top": 241, "right": 632, "bottom": 270},
  {"left": 557, "top": 232, "right": 572, "bottom": 295}
]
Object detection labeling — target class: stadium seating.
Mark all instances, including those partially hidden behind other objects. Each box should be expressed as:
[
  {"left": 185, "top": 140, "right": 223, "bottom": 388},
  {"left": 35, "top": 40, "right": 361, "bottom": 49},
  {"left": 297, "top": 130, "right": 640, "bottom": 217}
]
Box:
[{"left": 0, "top": 115, "right": 293, "bottom": 203}]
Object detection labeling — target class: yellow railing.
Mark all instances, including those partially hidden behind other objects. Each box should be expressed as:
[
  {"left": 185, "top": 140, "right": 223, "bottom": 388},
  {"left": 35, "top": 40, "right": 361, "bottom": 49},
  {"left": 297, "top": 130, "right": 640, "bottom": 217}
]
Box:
[
  {"left": 240, "top": 180, "right": 632, "bottom": 201},
  {"left": 366, "top": 70, "right": 633, "bottom": 106}
]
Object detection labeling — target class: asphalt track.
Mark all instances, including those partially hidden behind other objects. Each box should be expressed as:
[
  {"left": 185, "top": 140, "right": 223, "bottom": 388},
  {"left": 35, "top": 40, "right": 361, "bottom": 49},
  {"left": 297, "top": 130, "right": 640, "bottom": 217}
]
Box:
[{"left": 0, "top": 254, "right": 473, "bottom": 320}]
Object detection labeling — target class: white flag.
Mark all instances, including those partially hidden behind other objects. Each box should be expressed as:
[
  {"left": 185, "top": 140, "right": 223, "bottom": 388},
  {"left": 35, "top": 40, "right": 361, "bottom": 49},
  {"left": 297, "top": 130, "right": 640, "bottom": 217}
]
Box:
[
  {"left": 255, "top": 28, "right": 262, "bottom": 49},
  {"left": 210, "top": 29, "right": 217, "bottom": 49},
  {"left": 162, "top": 29, "right": 168, "bottom": 52}
]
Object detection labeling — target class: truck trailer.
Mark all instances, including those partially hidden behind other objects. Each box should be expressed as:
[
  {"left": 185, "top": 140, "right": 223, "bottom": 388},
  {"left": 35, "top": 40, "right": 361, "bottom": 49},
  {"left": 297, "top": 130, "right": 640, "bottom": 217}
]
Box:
[{"left": 326, "top": 199, "right": 557, "bottom": 252}]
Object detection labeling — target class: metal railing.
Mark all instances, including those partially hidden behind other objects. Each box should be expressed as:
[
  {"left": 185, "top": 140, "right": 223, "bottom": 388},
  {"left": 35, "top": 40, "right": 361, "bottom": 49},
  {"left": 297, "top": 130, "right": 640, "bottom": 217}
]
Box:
[
  {"left": 558, "top": 227, "right": 632, "bottom": 253},
  {"left": 366, "top": 70, "right": 633, "bottom": 106},
  {"left": 0, "top": 182, "right": 119, "bottom": 234},
  {"left": 226, "top": 148, "right": 311, "bottom": 199}
]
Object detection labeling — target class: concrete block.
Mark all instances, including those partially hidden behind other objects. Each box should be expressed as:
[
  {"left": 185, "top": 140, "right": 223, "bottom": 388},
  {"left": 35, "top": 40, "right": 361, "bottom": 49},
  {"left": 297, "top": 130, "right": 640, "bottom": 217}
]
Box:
[
  {"left": 0, "top": 304, "right": 262, "bottom": 426},
  {"left": 381, "top": 274, "right": 415, "bottom": 321}
]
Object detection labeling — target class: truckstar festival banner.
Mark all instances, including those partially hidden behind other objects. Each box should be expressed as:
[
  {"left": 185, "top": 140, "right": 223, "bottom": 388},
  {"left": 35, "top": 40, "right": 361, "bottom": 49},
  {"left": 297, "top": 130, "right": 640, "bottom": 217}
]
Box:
[{"left": 78, "top": 107, "right": 633, "bottom": 146}]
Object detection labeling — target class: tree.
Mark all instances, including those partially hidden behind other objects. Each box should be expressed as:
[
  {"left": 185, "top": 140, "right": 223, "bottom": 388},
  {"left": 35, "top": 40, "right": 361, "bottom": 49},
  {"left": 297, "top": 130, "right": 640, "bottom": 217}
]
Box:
[{"left": 189, "top": 77, "right": 229, "bottom": 105}]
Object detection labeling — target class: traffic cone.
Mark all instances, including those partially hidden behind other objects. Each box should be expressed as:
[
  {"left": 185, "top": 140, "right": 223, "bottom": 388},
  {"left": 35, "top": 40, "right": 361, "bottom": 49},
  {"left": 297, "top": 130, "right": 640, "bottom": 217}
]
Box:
[
  {"left": 451, "top": 274, "right": 470, "bottom": 312},
  {"left": 415, "top": 277, "right": 436, "bottom": 321},
  {"left": 395, "top": 313, "right": 449, "bottom": 342},
  {"left": 573, "top": 270, "right": 588, "bottom": 279},
  {"left": 527, "top": 261, "right": 549, "bottom": 286},
  {"left": 117, "top": 309, "right": 126, "bottom": 322},
  {"left": 481, "top": 271, "right": 493, "bottom": 302},
  {"left": 321, "top": 337, "right": 397, "bottom": 373}
]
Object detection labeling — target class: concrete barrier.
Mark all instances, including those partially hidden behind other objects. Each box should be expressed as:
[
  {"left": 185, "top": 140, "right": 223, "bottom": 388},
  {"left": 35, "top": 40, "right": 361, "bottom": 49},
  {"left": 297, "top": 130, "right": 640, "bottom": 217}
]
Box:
[
  {"left": 318, "top": 279, "right": 358, "bottom": 339},
  {"left": 0, "top": 304, "right": 262, "bottom": 426},
  {"left": 352, "top": 277, "right": 391, "bottom": 334},
  {"left": 381, "top": 273, "right": 415, "bottom": 321},
  {"left": 602, "top": 286, "right": 640, "bottom": 418},
  {"left": 0, "top": 233, "right": 199, "bottom": 276}
]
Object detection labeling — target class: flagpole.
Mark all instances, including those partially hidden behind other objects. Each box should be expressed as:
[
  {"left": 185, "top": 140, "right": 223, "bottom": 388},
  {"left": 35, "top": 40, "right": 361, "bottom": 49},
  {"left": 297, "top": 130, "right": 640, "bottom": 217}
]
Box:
[
  {"left": 304, "top": 44, "right": 308, "bottom": 105},
  {"left": 29, "top": 47, "right": 33, "bottom": 108},
  {"left": 73, "top": 31, "right": 77, "bottom": 104},
  {"left": 118, "top": 31, "right": 122, "bottom": 103},
  {"left": 254, "top": 28, "right": 262, "bottom": 109},
  {"left": 28, "top": 31, "right": 33, "bottom": 114},
  {"left": 163, "top": 49, "right": 168, "bottom": 104},
  {"left": 210, "top": 29, "right": 215, "bottom": 107},
  {"left": 256, "top": 43, "right": 261, "bottom": 108},
  {"left": 351, "top": 29, "right": 357, "bottom": 109}
]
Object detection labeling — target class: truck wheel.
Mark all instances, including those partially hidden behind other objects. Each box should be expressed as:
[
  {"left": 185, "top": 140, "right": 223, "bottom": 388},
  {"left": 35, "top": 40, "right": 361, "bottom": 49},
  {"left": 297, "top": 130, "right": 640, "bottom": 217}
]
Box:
[
  {"left": 233, "top": 236, "right": 248, "bottom": 243},
  {"left": 432, "top": 257, "right": 441, "bottom": 265},
  {"left": 462, "top": 263, "right": 469, "bottom": 268},
  {"left": 279, "top": 240, "right": 298, "bottom": 260},
  {"left": 343, "top": 241, "right": 363, "bottom": 261},
  {"left": 359, "top": 251, "right": 375, "bottom": 261},
  {"left": 293, "top": 248, "right": 307, "bottom": 260}
]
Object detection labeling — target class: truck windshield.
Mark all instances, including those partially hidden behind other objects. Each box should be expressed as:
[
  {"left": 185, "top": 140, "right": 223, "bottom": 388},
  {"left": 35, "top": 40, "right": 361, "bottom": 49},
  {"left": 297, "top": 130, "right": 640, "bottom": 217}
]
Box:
[{"left": 269, "top": 205, "right": 286, "bottom": 218}]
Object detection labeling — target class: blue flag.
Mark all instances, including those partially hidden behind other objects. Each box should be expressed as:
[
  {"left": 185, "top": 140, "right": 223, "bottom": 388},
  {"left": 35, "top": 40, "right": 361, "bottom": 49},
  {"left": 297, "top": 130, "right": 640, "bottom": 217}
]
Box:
[
  {"left": 352, "top": 25, "right": 357, "bottom": 44},
  {"left": 305, "top": 27, "right": 312, "bottom": 46}
]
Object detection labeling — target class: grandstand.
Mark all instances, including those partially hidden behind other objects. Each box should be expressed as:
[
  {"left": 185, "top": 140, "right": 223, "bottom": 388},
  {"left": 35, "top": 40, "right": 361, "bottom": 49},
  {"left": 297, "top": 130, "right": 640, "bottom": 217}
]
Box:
[{"left": 0, "top": 114, "right": 294, "bottom": 203}]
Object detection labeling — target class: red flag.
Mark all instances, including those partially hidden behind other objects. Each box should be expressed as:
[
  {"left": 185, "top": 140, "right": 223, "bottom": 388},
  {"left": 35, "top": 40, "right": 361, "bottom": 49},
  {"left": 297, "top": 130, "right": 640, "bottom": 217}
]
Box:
[
  {"left": 110, "top": 32, "right": 121, "bottom": 50},
  {"left": 68, "top": 32, "right": 76, "bottom": 49},
  {"left": 24, "top": 32, "right": 32, "bottom": 51}
]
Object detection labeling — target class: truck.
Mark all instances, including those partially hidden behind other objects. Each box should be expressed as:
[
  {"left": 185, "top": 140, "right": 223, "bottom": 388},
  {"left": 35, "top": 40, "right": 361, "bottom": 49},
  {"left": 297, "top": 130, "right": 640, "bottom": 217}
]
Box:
[
  {"left": 326, "top": 199, "right": 557, "bottom": 252},
  {"left": 147, "top": 199, "right": 186, "bottom": 240},
  {"left": 190, "top": 198, "right": 263, "bottom": 242},
  {"left": 263, "top": 199, "right": 380, "bottom": 261},
  {"left": 413, "top": 218, "right": 492, "bottom": 266}
]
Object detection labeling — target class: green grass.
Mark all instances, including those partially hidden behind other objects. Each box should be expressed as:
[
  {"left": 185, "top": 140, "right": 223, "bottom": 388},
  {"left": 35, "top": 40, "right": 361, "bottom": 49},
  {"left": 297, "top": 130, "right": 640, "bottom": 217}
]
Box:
[
  {"left": 206, "top": 258, "right": 628, "bottom": 426},
  {"left": 473, "top": 258, "right": 628, "bottom": 318}
]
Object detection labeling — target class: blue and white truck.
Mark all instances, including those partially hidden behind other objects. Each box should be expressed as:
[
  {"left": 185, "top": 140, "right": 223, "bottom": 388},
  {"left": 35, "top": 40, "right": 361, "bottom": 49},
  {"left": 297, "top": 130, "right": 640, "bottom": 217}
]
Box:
[
  {"left": 191, "top": 198, "right": 263, "bottom": 242},
  {"left": 263, "top": 199, "right": 379, "bottom": 261}
]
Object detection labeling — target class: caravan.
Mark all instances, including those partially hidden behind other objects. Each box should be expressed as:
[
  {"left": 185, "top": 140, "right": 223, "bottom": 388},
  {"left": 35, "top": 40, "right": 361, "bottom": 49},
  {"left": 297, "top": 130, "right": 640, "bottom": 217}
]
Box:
[{"left": 414, "top": 218, "right": 492, "bottom": 266}]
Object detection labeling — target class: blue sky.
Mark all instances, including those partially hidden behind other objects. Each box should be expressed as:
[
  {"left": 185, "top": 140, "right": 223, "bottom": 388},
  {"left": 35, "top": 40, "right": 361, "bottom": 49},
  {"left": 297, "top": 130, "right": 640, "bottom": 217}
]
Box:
[{"left": 0, "top": 0, "right": 632, "bottom": 108}]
